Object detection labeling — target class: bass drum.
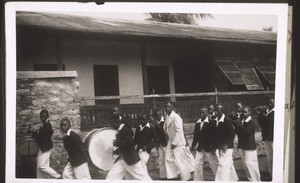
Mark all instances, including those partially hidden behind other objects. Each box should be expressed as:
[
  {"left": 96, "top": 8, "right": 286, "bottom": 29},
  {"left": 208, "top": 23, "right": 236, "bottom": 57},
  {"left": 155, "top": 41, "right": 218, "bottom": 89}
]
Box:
[
  {"left": 83, "top": 128, "right": 118, "bottom": 171},
  {"left": 18, "top": 136, "right": 39, "bottom": 157}
]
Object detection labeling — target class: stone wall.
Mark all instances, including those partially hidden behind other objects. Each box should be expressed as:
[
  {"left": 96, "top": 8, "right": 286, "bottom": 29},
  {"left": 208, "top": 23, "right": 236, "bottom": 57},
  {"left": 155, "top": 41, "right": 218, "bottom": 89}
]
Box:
[{"left": 16, "top": 71, "right": 80, "bottom": 177}]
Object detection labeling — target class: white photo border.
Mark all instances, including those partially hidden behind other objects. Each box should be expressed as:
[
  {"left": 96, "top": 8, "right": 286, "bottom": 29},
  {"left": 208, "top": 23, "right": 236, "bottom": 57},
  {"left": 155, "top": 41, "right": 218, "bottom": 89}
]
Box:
[{"left": 5, "top": 2, "right": 288, "bottom": 183}]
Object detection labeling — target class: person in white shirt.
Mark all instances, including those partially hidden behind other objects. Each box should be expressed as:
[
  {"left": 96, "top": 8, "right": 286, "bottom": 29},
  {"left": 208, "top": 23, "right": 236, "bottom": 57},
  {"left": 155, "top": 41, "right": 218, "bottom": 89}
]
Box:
[
  {"left": 153, "top": 109, "right": 168, "bottom": 180},
  {"left": 256, "top": 97, "right": 274, "bottom": 178},
  {"left": 60, "top": 118, "right": 91, "bottom": 179},
  {"left": 212, "top": 104, "right": 238, "bottom": 181},
  {"left": 133, "top": 112, "right": 158, "bottom": 171},
  {"left": 190, "top": 107, "right": 217, "bottom": 181},
  {"left": 30, "top": 110, "right": 61, "bottom": 179},
  {"left": 163, "top": 102, "right": 194, "bottom": 181},
  {"left": 106, "top": 107, "right": 152, "bottom": 180},
  {"left": 233, "top": 106, "right": 261, "bottom": 181}
]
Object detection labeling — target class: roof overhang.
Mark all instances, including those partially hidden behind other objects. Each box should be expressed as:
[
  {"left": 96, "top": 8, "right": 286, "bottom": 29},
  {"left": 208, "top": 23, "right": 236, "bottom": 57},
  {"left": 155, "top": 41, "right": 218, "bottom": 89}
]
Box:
[{"left": 16, "top": 12, "right": 277, "bottom": 45}]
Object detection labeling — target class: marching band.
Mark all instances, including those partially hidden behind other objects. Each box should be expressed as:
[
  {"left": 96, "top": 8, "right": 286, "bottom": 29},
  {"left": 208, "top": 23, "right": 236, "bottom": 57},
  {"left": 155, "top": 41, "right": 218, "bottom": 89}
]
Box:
[{"left": 25, "top": 98, "right": 274, "bottom": 181}]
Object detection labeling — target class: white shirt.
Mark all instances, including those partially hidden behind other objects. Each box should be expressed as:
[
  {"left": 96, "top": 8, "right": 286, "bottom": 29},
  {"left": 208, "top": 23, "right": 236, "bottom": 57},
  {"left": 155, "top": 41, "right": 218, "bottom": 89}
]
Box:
[
  {"left": 64, "top": 129, "right": 72, "bottom": 138},
  {"left": 266, "top": 108, "right": 274, "bottom": 116},
  {"left": 139, "top": 123, "right": 151, "bottom": 131},
  {"left": 216, "top": 114, "right": 225, "bottom": 127},
  {"left": 237, "top": 112, "right": 242, "bottom": 119},
  {"left": 196, "top": 117, "right": 209, "bottom": 131},
  {"left": 241, "top": 116, "right": 252, "bottom": 125},
  {"left": 118, "top": 123, "right": 125, "bottom": 131},
  {"left": 158, "top": 116, "right": 164, "bottom": 124}
]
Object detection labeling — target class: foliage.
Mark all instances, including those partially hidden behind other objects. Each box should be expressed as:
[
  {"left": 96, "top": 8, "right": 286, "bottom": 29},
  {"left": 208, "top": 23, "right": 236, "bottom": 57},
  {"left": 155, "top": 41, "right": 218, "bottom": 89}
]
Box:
[
  {"left": 146, "top": 13, "right": 214, "bottom": 25},
  {"left": 262, "top": 27, "right": 273, "bottom": 32}
]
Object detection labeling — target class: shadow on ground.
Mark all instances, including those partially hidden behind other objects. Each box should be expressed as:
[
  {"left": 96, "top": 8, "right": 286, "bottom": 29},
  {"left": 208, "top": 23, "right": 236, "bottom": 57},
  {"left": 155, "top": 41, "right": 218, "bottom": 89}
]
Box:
[{"left": 90, "top": 155, "right": 272, "bottom": 181}]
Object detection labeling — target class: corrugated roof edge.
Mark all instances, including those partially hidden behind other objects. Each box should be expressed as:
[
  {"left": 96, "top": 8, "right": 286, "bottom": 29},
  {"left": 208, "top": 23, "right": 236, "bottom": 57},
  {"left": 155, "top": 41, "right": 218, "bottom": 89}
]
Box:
[{"left": 16, "top": 12, "right": 277, "bottom": 45}]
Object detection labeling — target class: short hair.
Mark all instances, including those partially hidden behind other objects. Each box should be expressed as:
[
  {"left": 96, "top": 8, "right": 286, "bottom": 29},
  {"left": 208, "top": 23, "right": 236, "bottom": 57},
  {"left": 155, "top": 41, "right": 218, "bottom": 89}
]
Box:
[
  {"left": 235, "top": 101, "right": 243, "bottom": 105},
  {"left": 61, "top": 117, "right": 71, "bottom": 125},
  {"left": 266, "top": 96, "right": 274, "bottom": 101},
  {"left": 216, "top": 103, "right": 223, "bottom": 108},
  {"left": 242, "top": 106, "right": 251, "bottom": 114},
  {"left": 200, "top": 106, "right": 208, "bottom": 113},
  {"left": 165, "top": 101, "right": 174, "bottom": 106},
  {"left": 40, "top": 109, "right": 49, "bottom": 116},
  {"left": 140, "top": 111, "right": 147, "bottom": 117},
  {"left": 111, "top": 106, "right": 121, "bottom": 114}
]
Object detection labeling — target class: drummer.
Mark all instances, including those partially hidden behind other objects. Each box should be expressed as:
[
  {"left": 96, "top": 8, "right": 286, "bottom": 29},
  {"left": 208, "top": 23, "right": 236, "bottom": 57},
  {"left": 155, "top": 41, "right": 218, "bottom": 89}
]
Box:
[
  {"left": 106, "top": 107, "right": 152, "bottom": 180},
  {"left": 30, "top": 109, "right": 61, "bottom": 179},
  {"left": 133, "top": 112, "right": 159, "bottom": 171}
]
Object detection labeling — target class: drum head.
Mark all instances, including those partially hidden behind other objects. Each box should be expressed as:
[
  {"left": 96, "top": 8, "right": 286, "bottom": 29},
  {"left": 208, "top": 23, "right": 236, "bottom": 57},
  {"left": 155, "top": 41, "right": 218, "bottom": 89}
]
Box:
[
  {"left": 18, "top": 138, "right": 39, "bottom": 157},
  {"left": 87, "top": 128, "right": 117, "bottom": 171}
]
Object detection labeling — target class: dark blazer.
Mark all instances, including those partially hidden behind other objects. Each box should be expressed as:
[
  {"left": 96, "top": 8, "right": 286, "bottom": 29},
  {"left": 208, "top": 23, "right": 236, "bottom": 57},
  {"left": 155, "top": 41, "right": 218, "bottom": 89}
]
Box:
[
  {"left": 258, "top": 110, "right": 274, "bottom": 142},
  {"left": 63, "top": 130, "right": 88, "bottom": 167},
  {"left": 134, "top": 123, "right": 159, "bottom": 154},
  {"left": 212, "top": 114, "right": 235, "bottom": 149},
  {"left": 154, "top": 121, "right": 167, "bottom": 147},
  {"left": 32, "top": 121, "right": 53, "bottom": 152},
  {"left": 191, "top": 118, "right": 214, "bottom": 152},
  {"left": 114, "top": 124, "right": 140, "bottom": 165},
  {"left": 234, "top": 117, "right": 257, "bottom": 150}
]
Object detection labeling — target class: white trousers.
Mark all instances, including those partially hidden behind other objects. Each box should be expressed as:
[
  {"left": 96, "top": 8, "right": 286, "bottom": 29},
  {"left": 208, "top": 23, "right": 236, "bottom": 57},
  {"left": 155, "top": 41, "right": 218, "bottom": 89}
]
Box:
[
  {"left": 215, "top": 148, "right": 239, "bottom": 181},
  {"left": 165, "top": 144, "right": 192, "bottom": 180},
  {"left": 265, "top": 140, "right": 273, "bottom": 176},
  {"left": 194, "top": 150, "right": 218, "bottom": 181},
  {"left": 36, "top": 149, "right": 61, "bottom": 179},
  {"left": 125, "top": 150, "right": 151, "bottom": 180},
  {"left": 106, "top": 159, "right": 152, "bottom": 180},
  {"left": 158, "top": 146, "right": 167, "bottom": 179},
  {"left": 206, "top": 151, "right": 218, "bottom": 176},
  {"left": 139, "top": 150, "right": 150, "bottom": 170},
  {"left": 62, "top": 162, "right": 91, "bottom": 179},
  {"left": 239, "top": 149, "right": 261, "bottom": 181}
]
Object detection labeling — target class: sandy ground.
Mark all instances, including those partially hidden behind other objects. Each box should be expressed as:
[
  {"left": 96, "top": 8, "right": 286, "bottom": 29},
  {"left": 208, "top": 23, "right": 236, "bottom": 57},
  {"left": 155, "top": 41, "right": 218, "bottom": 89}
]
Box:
[
  {"left": 89, "top": 155, "right": 272, "bottom": 181},
  {"left": 17, "top": 155, "right": 272, "bottom": 181}
]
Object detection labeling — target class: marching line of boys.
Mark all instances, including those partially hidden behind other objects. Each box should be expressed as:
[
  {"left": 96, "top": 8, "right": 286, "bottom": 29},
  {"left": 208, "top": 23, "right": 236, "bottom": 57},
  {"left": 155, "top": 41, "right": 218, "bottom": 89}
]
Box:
[{"left": 29, "top": 97, "right": 274, "bottom": 181}]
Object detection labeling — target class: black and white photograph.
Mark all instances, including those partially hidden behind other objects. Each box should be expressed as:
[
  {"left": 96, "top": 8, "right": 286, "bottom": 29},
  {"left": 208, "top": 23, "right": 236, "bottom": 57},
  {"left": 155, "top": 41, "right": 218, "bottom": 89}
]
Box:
[{"left": 5, "top": 2, "right": 288, "bottom": 182}]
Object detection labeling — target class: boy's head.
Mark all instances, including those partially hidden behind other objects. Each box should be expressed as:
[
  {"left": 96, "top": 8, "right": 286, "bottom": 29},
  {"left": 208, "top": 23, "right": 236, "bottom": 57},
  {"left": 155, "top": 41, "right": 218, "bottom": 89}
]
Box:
[
  {"left": 199, "top": 107, "right": 208, "bottom": 120},
  {"left": 40, "top": 110, "right": 49, "bottom": 122},
  {"left": 208, "top": 104, "right": 215, "bottom": 114},
  {"left": 235, "top": 102, "right": 243, "bottom": 113},
  {"left": 267, "top": 98, "right": 274, "bottom": 109},
  {"left": 60, "top": 118, "right": 71, "bottom": 134},
  {"left": 111, "top": 107, "right": 121, "bottom": 120},
  {"left": 165, "top": 102, "right": 174, "bottom": 115},
  {"left": 241, "top": 106, "right": 251, "bottom": 119},
  {"left": 140, "top": 112, "right": 148, "bottom": 126},
  {"left": 215, "top": 104, "right": 224, "bottom": 117},
  {"left": 110, "top": 107, "right": 123, "bottom": 129}
]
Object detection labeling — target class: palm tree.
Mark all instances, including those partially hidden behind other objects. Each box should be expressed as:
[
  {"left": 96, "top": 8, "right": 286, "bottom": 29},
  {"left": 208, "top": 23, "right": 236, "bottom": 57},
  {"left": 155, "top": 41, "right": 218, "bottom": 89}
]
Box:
[
  {"left": 146, "top": 13, "right": 213, "bottom": 25},
  {"left": 262, "top": 26, "right": 273, "bottom": 32}
]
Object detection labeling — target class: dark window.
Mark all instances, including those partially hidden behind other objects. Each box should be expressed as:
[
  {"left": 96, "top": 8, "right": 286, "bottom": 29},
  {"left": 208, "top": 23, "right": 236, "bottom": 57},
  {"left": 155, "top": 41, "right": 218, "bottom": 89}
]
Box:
[
  {"left": 147, "top": 66, "right": 170, "bottom": 102},
  {"left": 147, "top": 66, "right": 170, "bottom": 94},
  {"left": 216, "top": 61, "right": 264, "bottom": 90},
  {"left": 174, "top": 59, "right": 212, "bottom": 93},
  {"left": 93, "top": 65, "right": 119, "bottom": 105},
  {"left": 173, "top": 55, "right": 214, "bottom": 101},
  {"left": 34, "top": 63, "right": 65, "bottom": 71}
]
